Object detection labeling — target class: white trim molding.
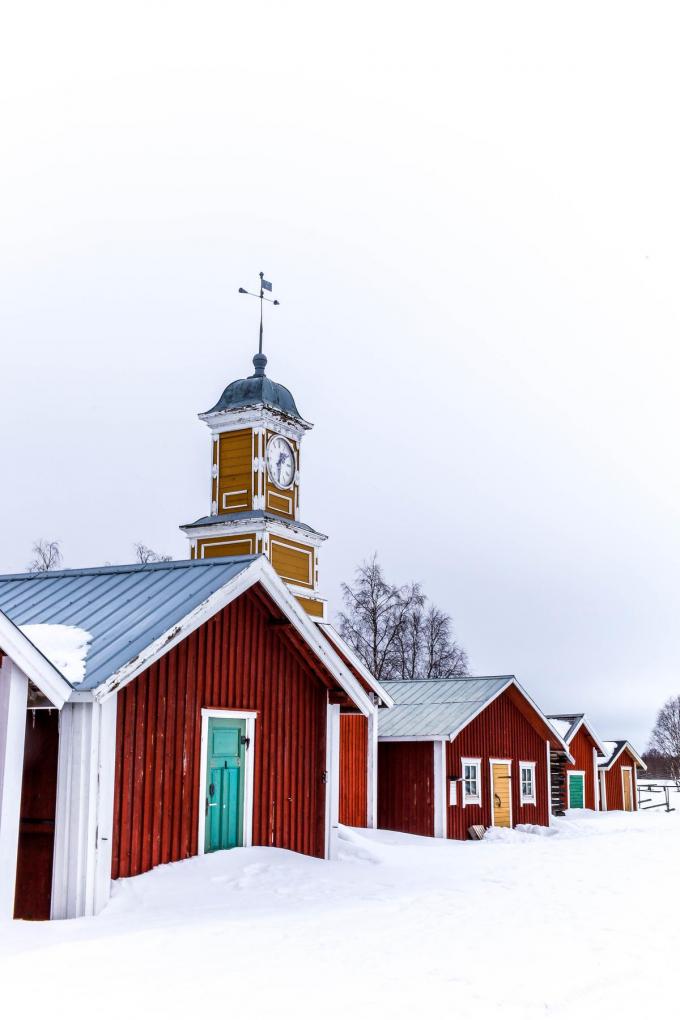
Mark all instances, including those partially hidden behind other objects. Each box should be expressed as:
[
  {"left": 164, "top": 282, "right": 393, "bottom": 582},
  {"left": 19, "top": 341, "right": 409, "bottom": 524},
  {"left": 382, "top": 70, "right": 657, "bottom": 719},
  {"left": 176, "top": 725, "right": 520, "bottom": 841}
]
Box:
[
  {"left": 519, "top": 761, "right": 537, "bottom": 806},
  {"left": 433, "top": 740, "right": 447, "bottom": 838},
  {"left": 0, "top": 611, "right": 72, "bottom": 709},
  {"left": 566, "top": 770, "right": 586, "bottom": 809},
  {"left": 489, "top": 758, "right": 513, "bottom": 828},
  {"left": 621, "top": 766, "right": 634, "bottom": 812},
  {"left": 325, "top": 702, "right": 340, "bottom": 859},
  {"left": 546, "top": 741, "right": 552, "bottom": 825},
  {"left": 51, "top": 696, "right": 118, "bottom": 919},
  {"left": 593, "top": 747, "right": 600, "bottom": 810},
  {"left": 461, "top": 756, "right": 482, "bottom": 807},
  {"left": 0, "top": 657, "right": 28, "bottom": 918},
  {"left": 197, "top": 709, "right": 257, "bottom": 855}
]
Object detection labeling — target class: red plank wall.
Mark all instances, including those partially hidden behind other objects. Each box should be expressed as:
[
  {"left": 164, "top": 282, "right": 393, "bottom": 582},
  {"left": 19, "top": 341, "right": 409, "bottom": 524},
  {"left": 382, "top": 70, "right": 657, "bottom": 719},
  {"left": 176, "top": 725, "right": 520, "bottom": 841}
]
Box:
[
  {"left": 378, "top": 741, "right": 434, "bottom": 836},
  {"left": 339, "top": 714, "right": 368, "bottom": 827},
  {"left": 565, "top": 726, "right": 598, "bottom": 810},
  {"left": 446, "top": 689, "right": 550, "bottom": 839},
  {"left": 603, "top": 750, "right": 638, "bottom": 811},
  {"left": 112, "top": 590, "right": 328, "bottom": 878}
]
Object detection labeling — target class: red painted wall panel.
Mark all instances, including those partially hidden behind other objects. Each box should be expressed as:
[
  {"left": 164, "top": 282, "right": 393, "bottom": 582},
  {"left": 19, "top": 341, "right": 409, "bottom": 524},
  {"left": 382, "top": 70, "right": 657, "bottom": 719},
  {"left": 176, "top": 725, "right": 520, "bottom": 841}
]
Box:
[
  {"left": 446, "top": 689, "right": 550, "bottom": 839},
  {"left": 112, "top": 590, "right": 328, "bottom": 878},
  {"left": 602, "top": 750, "right": 638, "bottom": 811},
  {"left": 339, "top": 714, "right": 368, "bottom": 827},
  {"left": 564, "top": 726, "right": 598, "bottom": 810},
  {"left": 378, "top": 741, "right": 434, "bottom": 836}
]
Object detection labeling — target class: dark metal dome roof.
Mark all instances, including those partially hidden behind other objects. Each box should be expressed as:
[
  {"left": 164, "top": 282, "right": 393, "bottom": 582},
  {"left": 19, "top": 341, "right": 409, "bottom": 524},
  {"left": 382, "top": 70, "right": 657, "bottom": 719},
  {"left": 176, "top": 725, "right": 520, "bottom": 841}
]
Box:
[{"left": 204, "top": 353, "right": 302, "bottom": 418}]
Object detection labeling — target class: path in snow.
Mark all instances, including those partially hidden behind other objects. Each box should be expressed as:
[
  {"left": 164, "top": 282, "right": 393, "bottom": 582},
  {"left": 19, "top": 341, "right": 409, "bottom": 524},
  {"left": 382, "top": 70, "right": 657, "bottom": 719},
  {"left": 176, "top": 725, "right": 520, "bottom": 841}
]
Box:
[{"left": 1, "top": 807, "right": 678, "bottom": 1019}]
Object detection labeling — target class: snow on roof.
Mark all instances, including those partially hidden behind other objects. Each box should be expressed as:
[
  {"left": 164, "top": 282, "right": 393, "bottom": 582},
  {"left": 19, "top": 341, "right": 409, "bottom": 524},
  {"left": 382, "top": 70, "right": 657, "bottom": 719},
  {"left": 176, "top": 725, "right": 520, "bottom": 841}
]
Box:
[
  {"left": 598, "top": 739, "right": 647, "bottom": 771},
  {"left": 0, "top": 558, "right": 257, "bottom": 690},
  {"left": 20, "top": 623, "right": 92, "bottom": 685},
  {"left": 547, "top": 717, "right": 576, "bottom": 741}
]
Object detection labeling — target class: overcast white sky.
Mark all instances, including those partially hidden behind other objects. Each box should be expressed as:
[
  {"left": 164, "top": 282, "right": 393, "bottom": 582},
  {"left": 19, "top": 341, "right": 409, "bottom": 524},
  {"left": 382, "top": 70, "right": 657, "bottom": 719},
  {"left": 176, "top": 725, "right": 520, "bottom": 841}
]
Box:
[{"left": 2, "top": 2, "right": 679, "bottom": 748}]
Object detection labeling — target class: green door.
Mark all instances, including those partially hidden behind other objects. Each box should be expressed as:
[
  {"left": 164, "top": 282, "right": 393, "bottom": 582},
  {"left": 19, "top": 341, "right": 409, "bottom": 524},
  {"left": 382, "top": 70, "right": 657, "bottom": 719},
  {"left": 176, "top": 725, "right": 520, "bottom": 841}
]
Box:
[
  {"left": 568, "top": 772, "right": 584, "bottom": 809},
  {"left": 205, "top": 717, "right": 245, "bottom": 852}
]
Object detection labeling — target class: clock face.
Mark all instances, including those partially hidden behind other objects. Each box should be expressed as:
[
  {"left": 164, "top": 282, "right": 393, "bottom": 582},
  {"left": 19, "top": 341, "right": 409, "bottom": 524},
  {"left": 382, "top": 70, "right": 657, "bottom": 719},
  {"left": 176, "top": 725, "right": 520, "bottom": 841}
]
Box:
[{"left": 266, "top": 435, "right": 296, "bottom": 489}]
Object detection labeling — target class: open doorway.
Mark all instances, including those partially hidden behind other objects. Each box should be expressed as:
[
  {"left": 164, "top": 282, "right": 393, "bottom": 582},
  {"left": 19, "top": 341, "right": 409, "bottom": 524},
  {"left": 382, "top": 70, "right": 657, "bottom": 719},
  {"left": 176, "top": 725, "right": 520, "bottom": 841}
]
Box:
[{"left": 14, "top": 707, "right": 59, "bottom": 920}]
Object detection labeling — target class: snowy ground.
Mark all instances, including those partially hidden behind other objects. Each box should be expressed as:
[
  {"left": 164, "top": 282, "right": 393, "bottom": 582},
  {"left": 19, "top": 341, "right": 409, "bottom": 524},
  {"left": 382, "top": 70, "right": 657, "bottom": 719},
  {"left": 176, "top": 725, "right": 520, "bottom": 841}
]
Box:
[{"left": 2, "top": 802, "right": 679, "bottom": 1019}]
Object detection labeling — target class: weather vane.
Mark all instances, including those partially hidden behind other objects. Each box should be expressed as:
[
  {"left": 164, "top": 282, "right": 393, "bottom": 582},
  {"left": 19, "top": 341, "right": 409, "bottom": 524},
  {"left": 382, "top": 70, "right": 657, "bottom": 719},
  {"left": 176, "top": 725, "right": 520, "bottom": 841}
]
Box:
[{"left": 239, "top": 271, "right": 280, "bottom": 356}]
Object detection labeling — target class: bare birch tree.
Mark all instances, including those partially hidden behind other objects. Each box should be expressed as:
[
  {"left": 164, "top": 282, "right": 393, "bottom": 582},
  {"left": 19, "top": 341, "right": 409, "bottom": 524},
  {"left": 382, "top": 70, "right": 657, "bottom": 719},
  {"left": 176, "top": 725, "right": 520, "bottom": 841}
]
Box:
[
  {"left": 646, "top": 695, "right": 680, "bottom": 780},
  {"left": 134, "top": 542, "right": 172, "bottom": 564},
  {"left": 338, "top": 554, "right": 468, "bottom": 681},
  {"left": 27, "top": 539, "right": 62, "bottom": 573}
]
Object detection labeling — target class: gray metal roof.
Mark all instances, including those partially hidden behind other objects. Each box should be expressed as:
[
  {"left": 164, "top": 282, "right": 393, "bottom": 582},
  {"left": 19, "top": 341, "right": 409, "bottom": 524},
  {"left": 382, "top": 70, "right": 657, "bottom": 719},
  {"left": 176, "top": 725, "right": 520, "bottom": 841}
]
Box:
[
  {"left": 379, "top": 676, "right": 514, "bottom": 739},
  {"left": 205, "top": 353, "right": 303, "bottom": 420},
  {"left": 182, "top": 510, "right": 326, "bottom": 538},
  {"left": 0, "top": 557, "right": 256, "bottom": 691}
]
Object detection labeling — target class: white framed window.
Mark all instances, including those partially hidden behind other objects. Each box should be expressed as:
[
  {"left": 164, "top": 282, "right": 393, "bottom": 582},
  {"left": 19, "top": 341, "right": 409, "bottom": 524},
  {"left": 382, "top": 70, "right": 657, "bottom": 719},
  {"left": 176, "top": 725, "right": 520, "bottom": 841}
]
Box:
[
  {"left": 461, "top": 757, "right": 482, "bottom": 806},
  {"left": 519, "top": 762, "right": 536, "bottom": 805}
]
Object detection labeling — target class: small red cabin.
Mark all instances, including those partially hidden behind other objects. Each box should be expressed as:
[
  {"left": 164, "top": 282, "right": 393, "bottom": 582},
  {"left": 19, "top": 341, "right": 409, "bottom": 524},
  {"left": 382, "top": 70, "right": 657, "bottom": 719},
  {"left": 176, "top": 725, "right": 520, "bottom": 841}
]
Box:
[
  {"left": 377, "top": 676, "right": 571, "bottom": 839},
  {"left": 547, "top": 714, "right": 606, "bottom": 812},
  {"left": 0, "top": 556, "right": 385, "bottom": 920},
  {"left": 598, "top": 740, "right": 646, "bottom": 812}
]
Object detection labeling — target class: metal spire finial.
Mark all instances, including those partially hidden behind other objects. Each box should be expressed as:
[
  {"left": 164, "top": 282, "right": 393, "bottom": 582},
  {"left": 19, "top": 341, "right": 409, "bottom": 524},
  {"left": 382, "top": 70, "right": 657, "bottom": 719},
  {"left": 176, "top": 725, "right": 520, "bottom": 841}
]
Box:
[{"left": 238, "top": 272, "right": 280, "bottom": 375}]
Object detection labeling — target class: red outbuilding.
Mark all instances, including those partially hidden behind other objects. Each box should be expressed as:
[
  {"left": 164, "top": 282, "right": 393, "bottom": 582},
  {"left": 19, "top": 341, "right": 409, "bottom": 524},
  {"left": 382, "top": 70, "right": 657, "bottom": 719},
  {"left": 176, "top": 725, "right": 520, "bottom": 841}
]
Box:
[
  {"left": 597, "top": 740, "right": 647, "bottom": 812},
  {"left": 377, "top": 676, "right": 572, "bottom": 839},
  {"left": 0, "top": 555, "right": 385, "bottom": 920},
  {"left": 547, "top": 714, "right": 606, "bottom": 813}
]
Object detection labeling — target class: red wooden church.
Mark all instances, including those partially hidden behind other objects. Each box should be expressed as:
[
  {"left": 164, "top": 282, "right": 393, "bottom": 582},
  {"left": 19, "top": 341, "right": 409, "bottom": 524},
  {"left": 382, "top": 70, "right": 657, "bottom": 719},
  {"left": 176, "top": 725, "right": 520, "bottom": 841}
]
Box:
[
  {"left": 377, "top": 676, "right": 571, "bottom": 838},
  {"left": 0, "top": 344, "right": 389, "bottom": 920}
]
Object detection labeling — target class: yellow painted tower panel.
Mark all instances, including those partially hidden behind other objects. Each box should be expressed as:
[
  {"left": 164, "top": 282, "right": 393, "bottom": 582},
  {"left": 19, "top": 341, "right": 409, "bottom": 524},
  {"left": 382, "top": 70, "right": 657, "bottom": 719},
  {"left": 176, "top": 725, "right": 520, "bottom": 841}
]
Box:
[
  {"left": 197, "top": 534, "right": 257, "bottom": 558},
  {"left": 218, "top": 429, "right": 253, "bottom": 513},
  {"left": 269, "top": 536, "right": 314, "bottom": 587}
]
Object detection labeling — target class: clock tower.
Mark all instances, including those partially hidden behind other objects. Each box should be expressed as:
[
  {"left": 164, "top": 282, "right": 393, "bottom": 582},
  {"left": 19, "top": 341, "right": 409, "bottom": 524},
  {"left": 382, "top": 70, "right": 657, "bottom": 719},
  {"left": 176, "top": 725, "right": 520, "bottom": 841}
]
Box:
[{"left": 181, "top": 349, "right": 327, "bottom": 620}]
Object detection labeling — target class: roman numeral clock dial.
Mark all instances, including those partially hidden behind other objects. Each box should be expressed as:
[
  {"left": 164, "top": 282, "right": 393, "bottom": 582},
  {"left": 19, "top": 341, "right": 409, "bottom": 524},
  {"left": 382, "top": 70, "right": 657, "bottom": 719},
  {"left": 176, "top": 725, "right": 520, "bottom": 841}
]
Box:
[{"left": 266, "top": 435, "right": 295, "bottom": 489}]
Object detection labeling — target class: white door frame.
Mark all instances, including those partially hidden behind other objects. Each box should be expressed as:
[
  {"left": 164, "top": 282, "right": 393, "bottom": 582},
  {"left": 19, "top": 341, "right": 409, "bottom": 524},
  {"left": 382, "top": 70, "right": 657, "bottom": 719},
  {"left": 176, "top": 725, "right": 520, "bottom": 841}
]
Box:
[
  {"left": 566, "top": 770, "right": 586, "bottom": 809},
  {"left": 0, "top": 658, "right": 28, "bottom": 919},
  {"left": 593, "top": 747, "right": 600, "bottom": 810},
  {"left": 621, "top": 766, "right": 633, "bottom": 812},
  {"left": 433, "top": 740, "right": 447, "bottom": 838},
  {"left": 197, "top": 709, "right": 257, "bottom": 855},
  {"left": 599, "top": 769, "right": 607, "bottom": 811},
  {"left": 489, "top": 758, "right": 513, "bottom": 828},
  {"left": 325, "top": 702, "right": 340, "bottom": 859}
]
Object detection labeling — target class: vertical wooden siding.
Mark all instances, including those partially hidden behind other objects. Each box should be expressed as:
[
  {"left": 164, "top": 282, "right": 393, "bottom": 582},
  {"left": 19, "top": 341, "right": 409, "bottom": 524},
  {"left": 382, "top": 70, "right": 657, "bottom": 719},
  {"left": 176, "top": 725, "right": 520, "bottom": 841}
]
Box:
[
  {"left": 603, "top": 750, "right": 638, "bottom": 811},
  {"left": 378, "top": 741, "right": 434, "bottom": 836},
  {"left": 446, "top": 689, "right": 550, "bottom": 839},
  {"left": 565, "top": 727, "right": 598, "bottom": 809},
  {"left": 112, "top": 590, "right": 328, "bottom": 878},
  {"left": 339, "top": 714, "right": 368, "bottom": 827}
]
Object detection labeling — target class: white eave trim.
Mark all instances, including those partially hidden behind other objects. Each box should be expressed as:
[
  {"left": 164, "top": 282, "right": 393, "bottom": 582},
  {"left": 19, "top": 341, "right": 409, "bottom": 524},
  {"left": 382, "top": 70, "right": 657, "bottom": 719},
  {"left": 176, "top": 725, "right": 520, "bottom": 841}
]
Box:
[
  {"left": 89, "top": 558, "right": 374, "bottom": 717},
  {"left": 378, "top": 734, "right": 448, "bottom": 743},
  {"left": 316, "top": 623, "right": 395, "bottom": 708},
  {"left": 598, "top": 741, "right": 647, "bottom": 772},
  {"left": 0, "top": 609, "right": 72, "bottom": 709}
]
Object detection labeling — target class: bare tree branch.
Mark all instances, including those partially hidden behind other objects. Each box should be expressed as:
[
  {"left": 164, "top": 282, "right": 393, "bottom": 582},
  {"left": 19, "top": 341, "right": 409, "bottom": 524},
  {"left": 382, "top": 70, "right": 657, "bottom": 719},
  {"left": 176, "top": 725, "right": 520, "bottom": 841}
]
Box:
[
  {"left": 134, "top": 542, "right": 172, "bottom": 564},
  {"left": 338, "top": 554, "right": 468, "bottom": 681},
  {"left": 27, "top": 539, "right": 62, "bottom": 573},
  {"left": 646, "top": 695, "right": 680, "bottom": 780}
]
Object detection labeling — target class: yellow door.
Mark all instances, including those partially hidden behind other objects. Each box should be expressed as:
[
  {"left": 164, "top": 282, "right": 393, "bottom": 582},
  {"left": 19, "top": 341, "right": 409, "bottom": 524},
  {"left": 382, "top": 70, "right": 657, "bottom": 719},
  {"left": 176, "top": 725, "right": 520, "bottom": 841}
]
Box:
[
  {"left": 492, "top": 763, "right": 512, "bottom": 827},
  {"left": 622, "top": 769, "right": 633, "bottom": 811}
]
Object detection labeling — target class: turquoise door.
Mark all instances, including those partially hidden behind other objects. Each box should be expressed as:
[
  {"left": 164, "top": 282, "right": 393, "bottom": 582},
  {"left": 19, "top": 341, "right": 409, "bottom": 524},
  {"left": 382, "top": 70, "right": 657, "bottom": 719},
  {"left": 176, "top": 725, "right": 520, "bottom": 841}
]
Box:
[
  {"left": 568, "top": 772, "right": 584, "bottom": 809},
  {"left": 205, "top": 717, "right": 245, "bottom": 852}
]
